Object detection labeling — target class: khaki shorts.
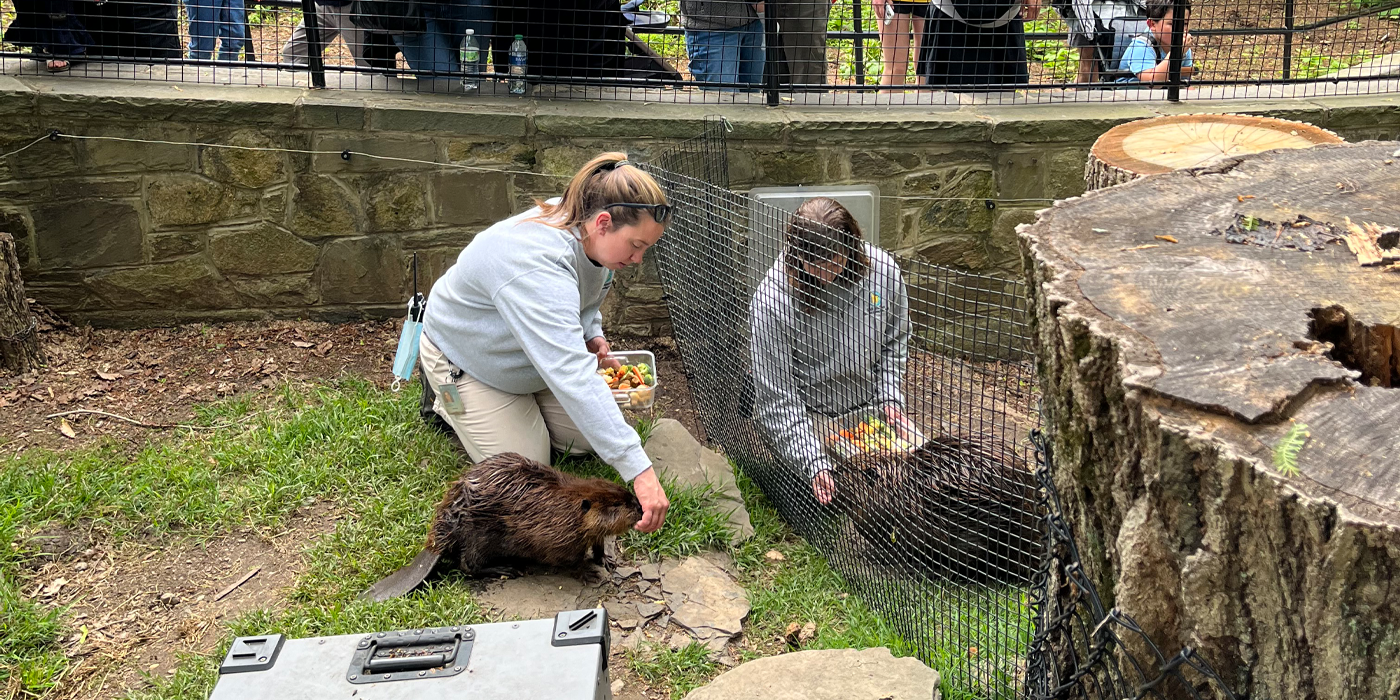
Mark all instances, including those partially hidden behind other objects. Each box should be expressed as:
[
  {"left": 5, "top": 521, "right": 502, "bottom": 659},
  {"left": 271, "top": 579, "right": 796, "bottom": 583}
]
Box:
[{"left": 419, "top": 334, "right": 593, "bottom": 464}]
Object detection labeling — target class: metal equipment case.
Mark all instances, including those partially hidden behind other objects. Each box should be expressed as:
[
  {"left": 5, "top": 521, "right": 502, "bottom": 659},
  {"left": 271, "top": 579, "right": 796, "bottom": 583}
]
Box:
[{"left": 208, "top": 608, "right": 611, "bottom": 700}]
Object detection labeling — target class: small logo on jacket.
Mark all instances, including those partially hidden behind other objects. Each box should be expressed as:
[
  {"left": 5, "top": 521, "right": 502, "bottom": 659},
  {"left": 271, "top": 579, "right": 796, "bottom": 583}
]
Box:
[{"left": 870, "top": 292, "right": 882, "bottom": 308}]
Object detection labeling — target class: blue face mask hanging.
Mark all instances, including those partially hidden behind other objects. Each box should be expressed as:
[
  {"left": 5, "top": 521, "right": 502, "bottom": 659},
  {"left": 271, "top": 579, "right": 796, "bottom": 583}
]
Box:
[{"left": 391, "top": 254, "right": 425, "bottom": 392}]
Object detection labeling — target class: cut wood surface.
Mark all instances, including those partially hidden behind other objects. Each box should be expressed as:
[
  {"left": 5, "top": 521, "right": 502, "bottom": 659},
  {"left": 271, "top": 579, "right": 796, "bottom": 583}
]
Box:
[
  {"left": 1085, "top": 114, "right": 1344, "bottom": 190},
  {"left": 1022, "top": 142, "right": 1399, "bottom": 700}
]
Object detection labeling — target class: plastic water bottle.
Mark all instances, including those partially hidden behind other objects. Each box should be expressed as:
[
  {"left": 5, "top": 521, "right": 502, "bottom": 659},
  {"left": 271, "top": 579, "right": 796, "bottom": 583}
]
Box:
[
  {"left": 508, "top": 34, "right": 528, "bottom": 96},
  {"left": 459, "top": 29, "right": 480, "bottom": 92}
]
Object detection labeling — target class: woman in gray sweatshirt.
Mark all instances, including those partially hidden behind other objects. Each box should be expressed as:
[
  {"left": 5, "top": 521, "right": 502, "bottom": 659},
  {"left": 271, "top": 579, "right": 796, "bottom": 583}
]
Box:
[
  {"left": 420, "top": 153, "right": 672, "bottom": 533},
  {"left": 750, "top": 197, "right": 916, "bottom": 504}
]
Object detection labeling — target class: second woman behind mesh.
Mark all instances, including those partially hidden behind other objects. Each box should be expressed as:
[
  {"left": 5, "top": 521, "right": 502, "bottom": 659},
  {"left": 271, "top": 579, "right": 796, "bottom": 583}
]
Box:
[{"left": 750, "top": 198, "right": 918, "bottom": 504}]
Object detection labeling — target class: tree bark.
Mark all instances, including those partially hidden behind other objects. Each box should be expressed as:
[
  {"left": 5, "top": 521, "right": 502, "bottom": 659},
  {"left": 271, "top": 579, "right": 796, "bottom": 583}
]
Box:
[
  {"left": 1085, "top": 114, "right": 1343, "bottom": 191},
  {"left": 1022, "top": 142, "right": 1400, "bottom": 699},
  {"left": 0, "top": 232, "right": 43, "bottom": 374}
]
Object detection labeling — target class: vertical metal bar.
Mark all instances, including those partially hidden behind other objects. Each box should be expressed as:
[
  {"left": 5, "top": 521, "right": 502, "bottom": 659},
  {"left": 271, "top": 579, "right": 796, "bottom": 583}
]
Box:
[
  {"left": 851, "top": 0, "right": 865, "bottom": 85},
  {"left": 1165, "top": 0, "right": 1186, "bottom": 102},
  {"left": 1282, "top": 0, "right": 1295, "bottom": 80},
  {"left": 765, "top": 11, "right": 781, "bottom": 105},
  {"left": 299, "top": 0, "right": 327, "bottom": 88}
]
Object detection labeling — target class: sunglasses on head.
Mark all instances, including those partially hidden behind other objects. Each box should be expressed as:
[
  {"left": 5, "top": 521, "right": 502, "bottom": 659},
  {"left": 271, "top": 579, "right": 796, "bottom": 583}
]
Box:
[{"left": 603, "top": 202, "right": 673, "bottom": 225}]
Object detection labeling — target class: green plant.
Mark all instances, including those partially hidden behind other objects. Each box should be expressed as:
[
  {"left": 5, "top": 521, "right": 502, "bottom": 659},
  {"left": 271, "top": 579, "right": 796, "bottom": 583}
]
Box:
[
  {"left": 1023, "top": 14, "right": 1078, "bottom": 83},
  {"left": 1273, "top": 421, "right": 1310, "bottom": 477},
  {"left": 629, "top": 642, "right": 722, "bottom": 699}
]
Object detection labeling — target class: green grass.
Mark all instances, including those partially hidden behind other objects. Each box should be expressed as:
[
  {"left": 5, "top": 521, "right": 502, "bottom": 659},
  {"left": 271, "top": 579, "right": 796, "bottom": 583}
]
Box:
[
  {"left": 0, "top": 379, "right": 464, "bottom": 697},
  {"left": 1, "top": 378, "right": 1024, "bottom": 700}
]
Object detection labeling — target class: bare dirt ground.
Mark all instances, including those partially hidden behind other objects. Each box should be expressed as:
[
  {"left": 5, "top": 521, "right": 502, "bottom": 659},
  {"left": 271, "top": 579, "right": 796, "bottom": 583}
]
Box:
[
  {"left": 23, "top": 504, "right": 340, "bottom": 700},
  {"left": 0, "top": 309, "right": 701, "bottom": 456}
]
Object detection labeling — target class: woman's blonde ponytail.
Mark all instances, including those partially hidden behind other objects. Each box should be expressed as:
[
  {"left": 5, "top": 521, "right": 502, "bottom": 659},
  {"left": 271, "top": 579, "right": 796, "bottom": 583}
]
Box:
[{"left": 531, "top": 152, "right": 669, "bottom": 234}]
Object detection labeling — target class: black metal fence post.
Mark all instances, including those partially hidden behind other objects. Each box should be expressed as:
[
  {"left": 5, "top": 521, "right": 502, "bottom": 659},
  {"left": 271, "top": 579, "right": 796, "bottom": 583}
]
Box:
[
  {"left": 852, "top": 0, "right": 865, "bottom": 86},
  {"left": 1166, "top": 0, "right": 1187, "bottom": 102},
  {"left": 764, "top": 11, "right": 781, "bottom": 106},
  {"left": 299, "top": 0, "right": 328, "bottom": 88},
  {"left": 1282, "top": 0, "right": 1296, "bottom": 80}
]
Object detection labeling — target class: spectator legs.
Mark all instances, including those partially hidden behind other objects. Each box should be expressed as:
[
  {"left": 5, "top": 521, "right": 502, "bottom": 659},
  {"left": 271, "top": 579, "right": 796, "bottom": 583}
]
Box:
[
  {"left": 282, "top": 3, "right": 381, "bottom": 68},
  {"left": 686, "top": 20, "right": 765, "bottom": 90},
  {"left": 766, "top": 0, "right": 830, "bottom": 88},
  {"left": 393, "top": 0, "right": 492, "bottom": 78}
]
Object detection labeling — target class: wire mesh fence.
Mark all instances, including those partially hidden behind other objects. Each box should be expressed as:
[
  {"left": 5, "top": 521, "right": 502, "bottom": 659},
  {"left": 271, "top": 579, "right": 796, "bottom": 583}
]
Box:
[
  {"left": 2, "top": 0, "right": 1397, "bottom": 102},
  {"left": 643, "top": 128, "right": 1045, "bottom": 698},
  {"left": 641, "top": 121, "right": 1243, "bottom": 699}
]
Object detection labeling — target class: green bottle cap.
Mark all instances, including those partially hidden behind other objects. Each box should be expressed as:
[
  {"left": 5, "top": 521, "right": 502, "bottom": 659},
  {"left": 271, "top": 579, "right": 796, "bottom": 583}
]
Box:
[{"left": 515, "top": 34, "right": 524, "bottom": 40}]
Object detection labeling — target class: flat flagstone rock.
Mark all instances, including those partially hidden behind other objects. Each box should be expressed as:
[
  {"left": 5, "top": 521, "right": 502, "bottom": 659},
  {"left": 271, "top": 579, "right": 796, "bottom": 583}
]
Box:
[
  {"left": 474, "top": 574, "right": 585, "bottom": 620},
  {"left": 683, "top": 648, "right": 940, "bottom": 700},
  {"left": 644, "top": 419, "right": 754, "bottom": 543},
  {"left": 661, "top": 557, "right": 749, "bottom": 646}
]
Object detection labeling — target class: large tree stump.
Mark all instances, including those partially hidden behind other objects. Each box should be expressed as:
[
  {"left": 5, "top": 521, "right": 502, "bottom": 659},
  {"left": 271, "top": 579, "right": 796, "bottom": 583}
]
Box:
[
  {"left": 1085, "top": 114, "right": 1343, "bottom": 190},
  {"left": 1021, "top": 142, "right": 1400, "bottom": 699},
  {"left": 0, "top": 232, "right": 43, "bottom": 373}
]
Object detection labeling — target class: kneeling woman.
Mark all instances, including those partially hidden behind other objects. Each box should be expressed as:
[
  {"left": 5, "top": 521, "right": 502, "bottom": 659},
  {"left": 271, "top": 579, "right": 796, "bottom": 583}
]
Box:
[
  {"left": 420, "top": 153, "right": 671, "bottom": 532},
  {"left": 751, "top": 198, "right": 919, "bottom": 504}
]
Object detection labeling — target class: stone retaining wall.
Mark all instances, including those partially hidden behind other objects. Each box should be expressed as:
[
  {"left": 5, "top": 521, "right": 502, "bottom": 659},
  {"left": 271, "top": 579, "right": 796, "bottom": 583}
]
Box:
[{"left": 2, "top": 75, "right": 1398, "bottom": 331}]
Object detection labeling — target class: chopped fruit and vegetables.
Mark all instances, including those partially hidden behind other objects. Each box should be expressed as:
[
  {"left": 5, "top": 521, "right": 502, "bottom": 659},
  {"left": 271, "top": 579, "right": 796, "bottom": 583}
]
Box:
[
  {"left": 827, "top": 417, "right": 916, "bottom": 454},
  {"left": 599, "top": 362, "right": 655, "bottom": 391}
]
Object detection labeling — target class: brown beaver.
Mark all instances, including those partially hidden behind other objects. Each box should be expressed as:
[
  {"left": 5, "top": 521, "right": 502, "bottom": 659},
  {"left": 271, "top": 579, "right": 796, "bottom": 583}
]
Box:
[{"left": 360, "top": 452, "right": 643, "bottom": 601}]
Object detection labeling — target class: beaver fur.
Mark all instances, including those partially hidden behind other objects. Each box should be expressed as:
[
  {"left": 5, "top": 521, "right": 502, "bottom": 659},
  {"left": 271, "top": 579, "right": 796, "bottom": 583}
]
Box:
[
  {"left": 838, "top": 436, "right": 1044, "bottom": 585},
  {"left": 427, "top": 452, "right": 643, "bottom": 573}
]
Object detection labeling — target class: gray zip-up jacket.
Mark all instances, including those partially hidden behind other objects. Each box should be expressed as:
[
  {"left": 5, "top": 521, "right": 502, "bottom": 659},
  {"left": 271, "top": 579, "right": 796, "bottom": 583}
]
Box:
[
  {"left": 750, "top": 243, "right": 910, "bottom": 478},
  {"left": 422, "top": 203, "right": 651, "bottom": 482},
  {"left": 682, "top": 0, "right": 760, "bottom": 31}
]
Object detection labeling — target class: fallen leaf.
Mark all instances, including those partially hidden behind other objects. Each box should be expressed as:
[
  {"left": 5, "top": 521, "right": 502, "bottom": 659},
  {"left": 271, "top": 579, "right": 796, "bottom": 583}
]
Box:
[
  {"left": 95, "top": 370, "right": 121, "bottom": 381},
  {"left": 798, "top": 621, "right": 817, "bottom": 645},
  {"left": 290, "top": 341, "right": 315, "bottom": 349},
  {"left": 1236, "top": 195, "right": 1255, "bottom": 202},
  {"left": 43, "top": 578, "right": 68, "bottom": 596},
  {"left": 764, "top": 550, "right": 785, "bottom": 562},
  {"left": 1154, "top": 235, "right": 1179, "bottom": 244},
  {"left": 58, "top": 419, "right": 77, "bottom": 439},
  {"left": 313, "top": 341, "right": 333, "bottom": 357},
  {"left": 1120, "top": 244, "right": 1159, "bottom": 251}
]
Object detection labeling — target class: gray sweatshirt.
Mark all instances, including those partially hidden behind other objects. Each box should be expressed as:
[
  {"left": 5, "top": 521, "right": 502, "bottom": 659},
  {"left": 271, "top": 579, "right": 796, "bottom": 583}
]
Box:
[
  {"left": 681, "top": 0, "right": 759, "bottom": 31},
  {"left": 750, "top": 243, "right": 910, "bottom": 478},
  {"left": 422, "top": 204, "right": 651, "bottom": 482}
]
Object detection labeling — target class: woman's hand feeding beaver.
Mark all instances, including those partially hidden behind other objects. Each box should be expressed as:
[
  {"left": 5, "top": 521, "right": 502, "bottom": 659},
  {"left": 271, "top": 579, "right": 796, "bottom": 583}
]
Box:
[{"left": 360, "top": 453, "right": 644, "bottom": 601}]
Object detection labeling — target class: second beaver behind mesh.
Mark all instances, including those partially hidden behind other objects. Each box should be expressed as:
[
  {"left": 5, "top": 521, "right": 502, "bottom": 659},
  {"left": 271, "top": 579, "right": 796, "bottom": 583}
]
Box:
[{"left": 427, "top": 452, "right": 643, "bottom": 573}]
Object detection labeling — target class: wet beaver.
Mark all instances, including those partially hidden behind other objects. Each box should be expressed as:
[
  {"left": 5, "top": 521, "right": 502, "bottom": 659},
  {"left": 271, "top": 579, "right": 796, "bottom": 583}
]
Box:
[
  {"left": 428, "top": 452, "right": 643, "bottom": 572},
  {"left": 837, "top": 435, "right": 1044, "bottom": 585},
  {"left": 361, "top": 452, "right": 642, "bottom": 601}
]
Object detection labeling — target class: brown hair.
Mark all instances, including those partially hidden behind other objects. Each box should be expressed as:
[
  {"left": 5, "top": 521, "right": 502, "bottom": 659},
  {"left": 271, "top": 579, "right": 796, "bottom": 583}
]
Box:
[
  {"left": 783, "top": 197, "right": 869, "bottom": 312},
  {"left": 530, "top": 152, "right": 669, "bottom": 235}
]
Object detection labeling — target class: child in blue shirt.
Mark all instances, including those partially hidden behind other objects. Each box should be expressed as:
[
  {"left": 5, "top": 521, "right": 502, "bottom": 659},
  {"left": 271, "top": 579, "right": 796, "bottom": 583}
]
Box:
[{"left": 1118, "top": 0, "right": 1194, "bottom": 83}]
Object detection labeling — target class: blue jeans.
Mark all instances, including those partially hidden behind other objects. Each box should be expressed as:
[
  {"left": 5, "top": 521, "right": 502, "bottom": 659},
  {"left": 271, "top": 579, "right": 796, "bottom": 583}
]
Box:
[
  {"left": 684, "top": 19, "right": 764, "bottom": 89},
  {"left": 393, "top": 0, "right": 492, "bottom": 77},
  {"left": 184, "top": 0, "right": 245, "bottom": 61}
]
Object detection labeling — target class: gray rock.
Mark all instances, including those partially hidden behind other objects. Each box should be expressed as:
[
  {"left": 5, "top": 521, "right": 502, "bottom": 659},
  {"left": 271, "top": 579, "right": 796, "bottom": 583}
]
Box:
[
  {"left": 635, "top": 601, "right": 666, "bottom": 619},
  {"left": 682, "top": 648, "right": 940, "bottom": 700},
  {"left": 317, "top": 237, "right": 404, "bottom": 304},
  {"left": 210, "top": 223, "right": 317, "bottom": 275},
  {"left": 644, "top": 419, "right": 753, "bottom": 543},
  {"left": 603, "top": 598, "right": 637, "bottom": 622},
  {"left": 661, "top": 557, "right": 749, "bottom": 647},
  {"left": 147, "top": 174, "right": 248, "bottom": 227},
  {"left": 288, "top": 174, "right": 360, "bottom": 239},
  {"left": 474, "top": 574, "right": 585, "bottom": 620},
  {"left": 638, "top": 562, "right": 662, "bottom": 582},
  {"left": 32, "top": 199, "right": 142, "bottom": 270},
  {"left": 86, "top": 259, "right": 240, "bottom": 310}
]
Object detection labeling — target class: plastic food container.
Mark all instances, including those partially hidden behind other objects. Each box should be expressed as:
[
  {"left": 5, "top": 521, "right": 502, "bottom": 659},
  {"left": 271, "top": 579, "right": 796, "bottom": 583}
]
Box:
[{"left": 599, "top": 350, "right": 658, "bottom": 410}]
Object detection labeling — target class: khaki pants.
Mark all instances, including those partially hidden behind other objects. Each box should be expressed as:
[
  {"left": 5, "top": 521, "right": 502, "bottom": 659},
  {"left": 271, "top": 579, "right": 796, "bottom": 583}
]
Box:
[{"left": 419, "top": 334, "right": 593, "bottom": 464}]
